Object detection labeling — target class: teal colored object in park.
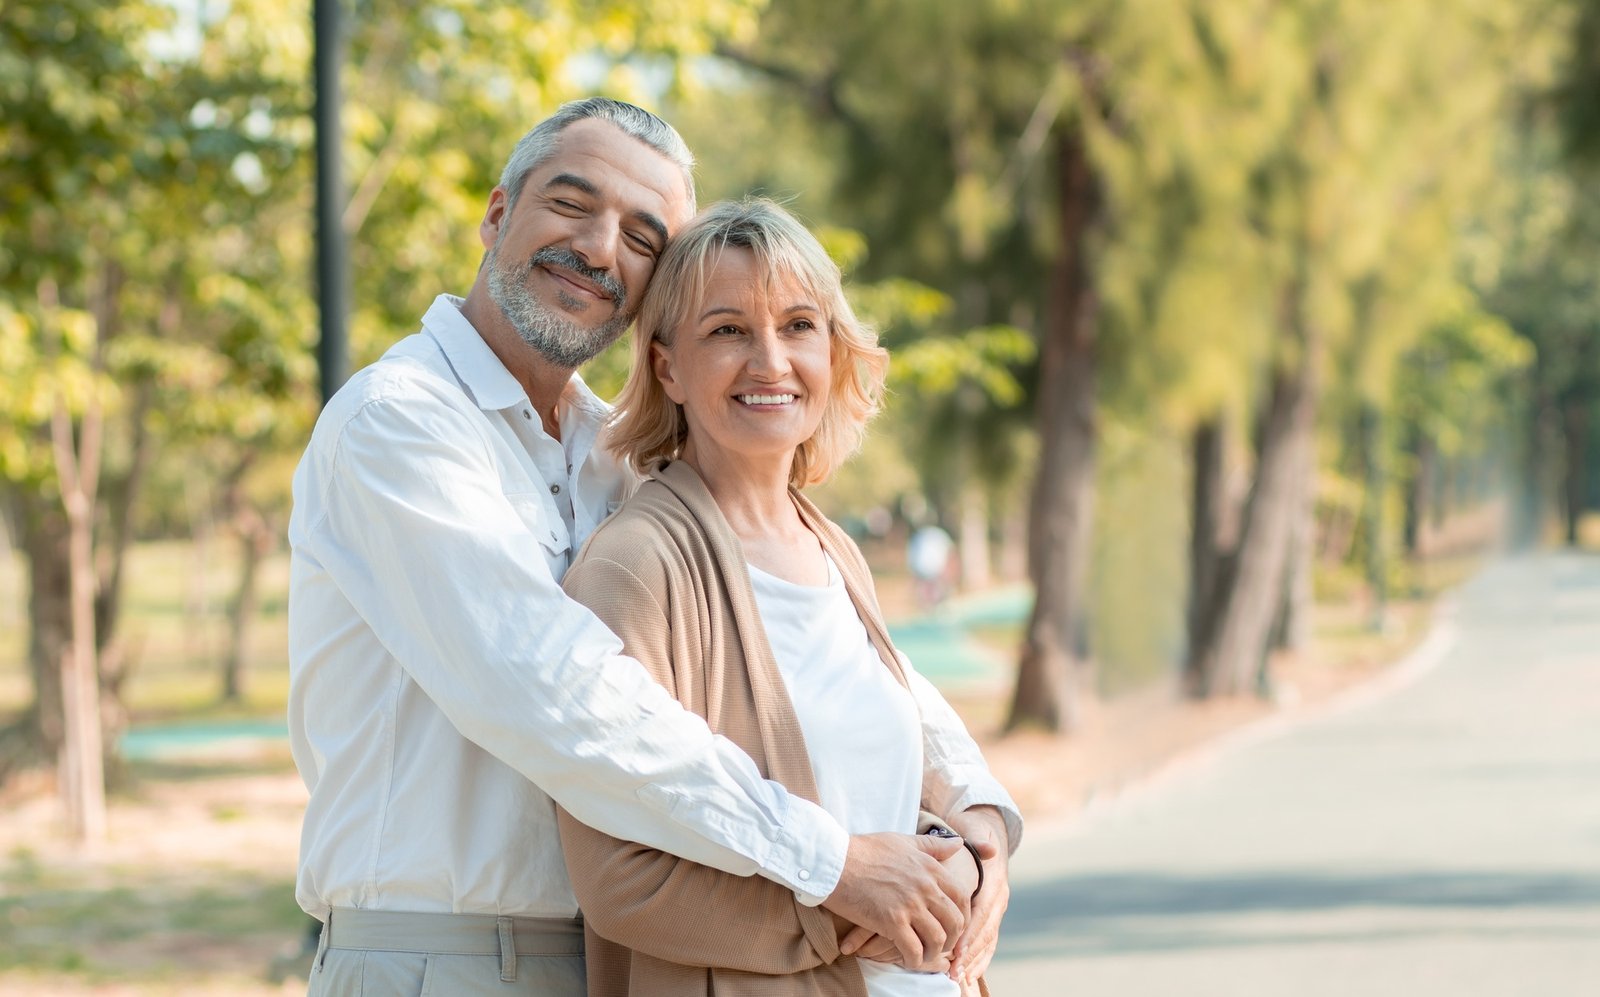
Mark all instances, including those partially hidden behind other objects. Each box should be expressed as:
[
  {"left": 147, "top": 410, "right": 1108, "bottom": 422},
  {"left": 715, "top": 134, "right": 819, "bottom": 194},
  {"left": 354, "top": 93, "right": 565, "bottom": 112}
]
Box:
[
  {"left": 117, "top": 586, "right": 1033, "bottom": 756},
  {"left": 121, "top": 719, "right": 289, "bottom": 760},
  {"left": 887, "top": 585, "right": 1032, "bottom": 685}
]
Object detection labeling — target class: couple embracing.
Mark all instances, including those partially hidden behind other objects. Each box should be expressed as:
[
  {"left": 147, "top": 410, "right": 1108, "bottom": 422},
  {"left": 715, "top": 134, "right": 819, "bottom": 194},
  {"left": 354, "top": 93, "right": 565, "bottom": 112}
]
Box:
[{"left": 288, "top": 97, "right": 1020, "bottom": 997}]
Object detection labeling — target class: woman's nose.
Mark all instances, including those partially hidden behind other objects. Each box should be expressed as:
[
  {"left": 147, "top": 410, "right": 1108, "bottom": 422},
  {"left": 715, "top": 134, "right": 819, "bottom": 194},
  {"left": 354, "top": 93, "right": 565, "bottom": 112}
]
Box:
[{"left": 746, "top": 329, "right": 791, "bottom": 379}]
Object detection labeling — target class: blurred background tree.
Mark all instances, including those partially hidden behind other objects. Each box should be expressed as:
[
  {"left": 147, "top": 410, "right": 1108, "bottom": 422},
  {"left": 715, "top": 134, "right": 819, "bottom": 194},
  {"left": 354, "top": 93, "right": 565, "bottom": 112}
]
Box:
[{"left": 2, "top": 0, "right": 1598, "bottom": 836}]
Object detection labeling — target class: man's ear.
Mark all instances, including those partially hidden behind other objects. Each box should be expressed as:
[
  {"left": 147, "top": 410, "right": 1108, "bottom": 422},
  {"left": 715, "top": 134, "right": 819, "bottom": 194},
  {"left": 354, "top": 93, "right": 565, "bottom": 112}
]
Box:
[
  {"left": 479, "top": 187, "right": 510, "bottom": 251},
  {"left": 651, "top": 340, "right": 687, "bottom": 405}
]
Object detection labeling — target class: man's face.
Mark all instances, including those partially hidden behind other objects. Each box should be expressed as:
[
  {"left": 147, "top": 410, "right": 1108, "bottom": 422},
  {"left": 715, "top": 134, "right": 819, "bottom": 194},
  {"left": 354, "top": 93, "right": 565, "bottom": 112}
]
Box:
[{"left": 480, "top": 119, "right": 692, "bottom": 369}]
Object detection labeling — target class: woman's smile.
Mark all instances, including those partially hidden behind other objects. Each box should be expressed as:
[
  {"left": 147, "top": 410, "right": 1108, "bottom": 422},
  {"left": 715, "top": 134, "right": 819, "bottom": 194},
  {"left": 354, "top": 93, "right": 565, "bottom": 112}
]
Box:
[
  {"left": 735, "top": 392, "right": 799, "bottom": 407},
  {"left": 652, "top": 247, "right": 832, "bottom": 476}
]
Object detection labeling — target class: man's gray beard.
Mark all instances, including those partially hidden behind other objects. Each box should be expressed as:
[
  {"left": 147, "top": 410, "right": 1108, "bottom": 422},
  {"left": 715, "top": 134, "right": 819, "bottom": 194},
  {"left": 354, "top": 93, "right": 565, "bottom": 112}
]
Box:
[{"left": 485, "top": 246, "right": 629, "bottom": 370}]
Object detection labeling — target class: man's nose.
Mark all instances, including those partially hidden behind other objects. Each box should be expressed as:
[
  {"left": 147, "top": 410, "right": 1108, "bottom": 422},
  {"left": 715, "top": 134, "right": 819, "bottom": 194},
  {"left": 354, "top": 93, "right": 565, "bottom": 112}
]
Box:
[{"left": 569, "top": 218, "right": 620, "bottom": 274}]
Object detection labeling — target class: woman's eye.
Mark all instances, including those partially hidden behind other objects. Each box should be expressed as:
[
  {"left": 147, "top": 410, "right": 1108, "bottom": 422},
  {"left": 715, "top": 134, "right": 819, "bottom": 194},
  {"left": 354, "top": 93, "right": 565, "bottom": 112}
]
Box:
[
  {"left": 711, "top": 325, "right": 742, "bottom": 336},
  {"left": 790, "top": 318, "right": 817, "bottom": 333}
]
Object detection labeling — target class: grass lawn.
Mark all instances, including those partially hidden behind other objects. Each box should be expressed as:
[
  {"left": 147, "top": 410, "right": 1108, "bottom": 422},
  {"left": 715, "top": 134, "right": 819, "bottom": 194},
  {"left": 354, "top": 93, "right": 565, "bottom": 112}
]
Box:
[
  {"left": 1, "top": 540, "right": 304, "bottom": 994},
  {"left": 0, "top": 540, "right": 292, "bottom": 725}
]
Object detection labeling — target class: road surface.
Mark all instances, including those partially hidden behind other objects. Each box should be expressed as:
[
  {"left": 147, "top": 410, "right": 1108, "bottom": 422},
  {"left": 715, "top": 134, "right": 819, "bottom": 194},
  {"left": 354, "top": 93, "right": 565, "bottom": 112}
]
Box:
[{"left": 989, "top": 553, "right": 1600, "bottom": 996}]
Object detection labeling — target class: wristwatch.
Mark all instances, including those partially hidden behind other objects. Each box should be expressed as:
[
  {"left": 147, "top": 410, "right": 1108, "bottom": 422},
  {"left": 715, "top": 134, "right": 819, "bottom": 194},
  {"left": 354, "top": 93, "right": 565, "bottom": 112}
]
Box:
[{"left": 922, "top": 824, "right": 985, "bottom": 900}]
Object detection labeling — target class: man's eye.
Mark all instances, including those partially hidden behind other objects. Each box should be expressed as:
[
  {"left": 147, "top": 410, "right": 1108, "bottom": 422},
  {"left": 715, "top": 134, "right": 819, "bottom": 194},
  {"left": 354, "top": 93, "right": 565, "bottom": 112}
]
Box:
[
  {"left": 626, "top": 232, "right": 657, "bottom": 255},
  {"left": 552, "top": 199, "right": 582, "bottom": 212}
]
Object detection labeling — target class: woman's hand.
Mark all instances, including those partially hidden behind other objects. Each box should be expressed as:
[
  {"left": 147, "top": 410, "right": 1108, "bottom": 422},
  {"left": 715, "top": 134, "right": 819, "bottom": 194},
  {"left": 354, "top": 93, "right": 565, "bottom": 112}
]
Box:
[{"left": 946, "top": 806, "right": 1011, "bottom": 985}]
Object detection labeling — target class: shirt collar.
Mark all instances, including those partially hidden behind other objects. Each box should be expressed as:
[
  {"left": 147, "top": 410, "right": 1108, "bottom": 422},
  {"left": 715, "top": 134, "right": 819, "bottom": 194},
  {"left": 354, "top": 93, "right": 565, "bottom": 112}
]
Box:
[
  {"left": 421, "top": 294, "right": 530, "bottom": 412},
  {"left": 558, "top": 368, "right": 612, "bottom": 424},
  {"left": 422, "top": 294, "right": 615, "bottom": 436}
]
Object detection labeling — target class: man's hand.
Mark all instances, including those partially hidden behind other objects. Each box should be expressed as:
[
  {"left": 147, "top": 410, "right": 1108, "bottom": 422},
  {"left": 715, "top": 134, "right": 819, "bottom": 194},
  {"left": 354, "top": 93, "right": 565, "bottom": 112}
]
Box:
[
  {"left": 945, "top": 806, "right": 1011, "bottom": 984},
  {"left": 822, "top": 831, "right": 969, "bottom": 970},
  {"left": 848, "top": 835, "right": 981, "bottom": 971}
]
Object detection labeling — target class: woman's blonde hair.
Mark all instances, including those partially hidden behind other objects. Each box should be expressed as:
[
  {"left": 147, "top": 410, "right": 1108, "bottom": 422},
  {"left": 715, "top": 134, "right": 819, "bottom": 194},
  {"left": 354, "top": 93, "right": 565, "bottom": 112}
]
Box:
[{"left": 607, "top": 197, "right": 888, "bottom": 489}]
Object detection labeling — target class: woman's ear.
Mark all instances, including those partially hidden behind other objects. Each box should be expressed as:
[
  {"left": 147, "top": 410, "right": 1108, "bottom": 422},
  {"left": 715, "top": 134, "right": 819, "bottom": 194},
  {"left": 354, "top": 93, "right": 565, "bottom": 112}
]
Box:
[{"left": 651, "top": 340, "right": 688, "bottom": 405}]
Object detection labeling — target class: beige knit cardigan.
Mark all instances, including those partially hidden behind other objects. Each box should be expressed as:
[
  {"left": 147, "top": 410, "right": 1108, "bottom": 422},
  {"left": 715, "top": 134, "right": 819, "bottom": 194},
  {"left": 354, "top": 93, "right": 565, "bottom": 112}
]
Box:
[{"left": 557, "top": 459, "right": 978, "bottom": 997}]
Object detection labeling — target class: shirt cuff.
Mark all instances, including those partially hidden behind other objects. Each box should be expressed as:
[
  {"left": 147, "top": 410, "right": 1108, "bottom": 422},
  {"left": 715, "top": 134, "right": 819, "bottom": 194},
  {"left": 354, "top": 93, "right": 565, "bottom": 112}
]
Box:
[
  {"left": 945, "top": 781, "right": 1024, "bottom": 856},
  {"left": 756, "top": 792, "right": 849, "bottom": 905}
]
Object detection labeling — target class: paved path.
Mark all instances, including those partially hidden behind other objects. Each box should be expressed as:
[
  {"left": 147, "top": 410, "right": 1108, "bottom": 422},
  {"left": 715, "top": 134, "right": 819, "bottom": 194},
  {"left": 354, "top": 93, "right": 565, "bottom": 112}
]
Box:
[{"left": 989, "top": 553, "right": 1600, "bottom": 996}]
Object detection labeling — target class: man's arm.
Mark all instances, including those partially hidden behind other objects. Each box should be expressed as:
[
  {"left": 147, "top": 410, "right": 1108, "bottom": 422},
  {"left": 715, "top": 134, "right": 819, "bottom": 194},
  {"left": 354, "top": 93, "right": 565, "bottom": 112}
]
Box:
[
  {"left": 559, "top": 546, "right": 969, "bottom": 970},
  {"left": 905, "top": 658, "right": 1020, "bottom": 981},
  {"left": 905, "top": 662, "right": 1024, "bottom": 853},
  {"left": 301, "top": 390, "right": 842, "bottom": 897}
]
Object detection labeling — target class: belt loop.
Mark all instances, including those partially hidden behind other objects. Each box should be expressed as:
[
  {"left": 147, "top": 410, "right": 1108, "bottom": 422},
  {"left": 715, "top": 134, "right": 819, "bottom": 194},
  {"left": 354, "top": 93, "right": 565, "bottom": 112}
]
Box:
[
  {"left": 315, "top": 915, "right": 332, "bottom": 968},
  {"left": 497, "top": 916, "right": 516, "bottom": 982}
]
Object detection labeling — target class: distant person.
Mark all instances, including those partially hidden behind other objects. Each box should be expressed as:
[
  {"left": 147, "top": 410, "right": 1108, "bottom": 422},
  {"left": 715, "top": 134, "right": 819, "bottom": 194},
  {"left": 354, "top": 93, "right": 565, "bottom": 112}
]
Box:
[
  {"left": 286, "top": 97, "right": 1019, "bottom": 996},
  {"left": 908, "top": 523, "right": 956, "bottom": 612},
  {"left": 557, "top": 198, "right": 1015, "bottom": 995}
]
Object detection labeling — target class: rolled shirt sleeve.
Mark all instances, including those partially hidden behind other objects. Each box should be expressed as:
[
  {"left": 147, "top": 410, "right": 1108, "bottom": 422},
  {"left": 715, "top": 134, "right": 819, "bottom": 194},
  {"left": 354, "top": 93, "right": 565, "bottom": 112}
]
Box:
[{"left": 904, "top": 658, "right": 1024, "bottom": 854}]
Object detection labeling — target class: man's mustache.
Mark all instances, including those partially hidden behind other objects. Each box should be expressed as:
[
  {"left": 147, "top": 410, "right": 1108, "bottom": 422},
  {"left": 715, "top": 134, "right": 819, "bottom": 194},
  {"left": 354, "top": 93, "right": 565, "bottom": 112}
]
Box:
[{"left": 528, "top": 247, "right": 625, "bottom": 307}]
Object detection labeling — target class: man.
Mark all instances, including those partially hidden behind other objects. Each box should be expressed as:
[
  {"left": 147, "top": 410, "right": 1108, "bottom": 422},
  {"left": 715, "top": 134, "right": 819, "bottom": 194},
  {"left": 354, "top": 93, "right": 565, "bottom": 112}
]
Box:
[{"left": 288, "top": 97, "right": 1020, "bottom": 994}]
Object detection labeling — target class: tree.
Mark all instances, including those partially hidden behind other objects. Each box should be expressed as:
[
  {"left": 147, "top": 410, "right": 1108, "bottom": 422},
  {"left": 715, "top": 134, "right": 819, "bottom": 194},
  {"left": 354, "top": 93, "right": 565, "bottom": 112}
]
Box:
[
  {"left": 1, "top": 0, "right": 180, "bottom": 835},
  {"left": 0, "top": 0, "right": 768, "bottom": 832},
  {"left": 1181, "top": 0, "right": 1526, "bottom": 694}
]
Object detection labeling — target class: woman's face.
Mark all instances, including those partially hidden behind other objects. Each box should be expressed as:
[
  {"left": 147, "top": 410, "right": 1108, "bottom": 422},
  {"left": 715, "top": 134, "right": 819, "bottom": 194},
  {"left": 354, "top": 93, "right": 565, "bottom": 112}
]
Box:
[{"left": 652, "top": 247, "right": 832, "bottom": 474}]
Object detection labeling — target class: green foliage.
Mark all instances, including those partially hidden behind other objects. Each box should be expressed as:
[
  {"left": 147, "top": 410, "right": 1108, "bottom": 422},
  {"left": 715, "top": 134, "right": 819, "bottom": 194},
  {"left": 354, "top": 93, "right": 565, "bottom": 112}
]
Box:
[
  {"left": 4, "top": 0, "right": 1591, "bottom": 709},
  {"left": 1395, "top": 290, "right": 1533, "bottom": 457}
]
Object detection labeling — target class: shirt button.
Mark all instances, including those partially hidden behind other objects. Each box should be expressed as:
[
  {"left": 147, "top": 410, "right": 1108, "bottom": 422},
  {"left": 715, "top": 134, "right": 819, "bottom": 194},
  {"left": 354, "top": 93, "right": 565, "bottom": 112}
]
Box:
[
  {"left": 549, "top": 484, "right": 561, "bottom": 495},
  {"left": 797, "top": 869, "right": 810, "bottom": 881},
  {"left": 522, "top": 410, "right": 532, "bottom": 420}
]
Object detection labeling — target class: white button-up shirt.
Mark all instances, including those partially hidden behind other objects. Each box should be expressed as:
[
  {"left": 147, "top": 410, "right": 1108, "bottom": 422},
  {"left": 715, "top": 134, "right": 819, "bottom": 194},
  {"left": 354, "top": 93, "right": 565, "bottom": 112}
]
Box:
[{"left": 288, "top": 294, "right": 1020, "bottom": 921}]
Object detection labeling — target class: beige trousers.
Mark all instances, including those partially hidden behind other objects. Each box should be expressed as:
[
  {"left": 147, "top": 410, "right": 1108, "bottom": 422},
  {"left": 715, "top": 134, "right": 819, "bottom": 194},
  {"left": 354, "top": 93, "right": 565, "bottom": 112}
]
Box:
[{"left": 307, "top": 907, "right": 586, "bottom": 996}]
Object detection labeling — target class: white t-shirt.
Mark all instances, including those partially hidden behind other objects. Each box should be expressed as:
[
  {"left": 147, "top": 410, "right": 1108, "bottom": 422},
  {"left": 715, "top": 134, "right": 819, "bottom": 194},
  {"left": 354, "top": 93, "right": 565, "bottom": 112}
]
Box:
[{"left": 748, "top": 556, "right": 961, "bottom": 997}]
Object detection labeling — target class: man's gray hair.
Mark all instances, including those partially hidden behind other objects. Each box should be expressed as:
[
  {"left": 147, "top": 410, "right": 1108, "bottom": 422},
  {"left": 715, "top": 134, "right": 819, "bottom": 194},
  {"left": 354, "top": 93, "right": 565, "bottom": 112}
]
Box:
[{"left": 498, "top": 97, "right": 696, "bottom": 212}]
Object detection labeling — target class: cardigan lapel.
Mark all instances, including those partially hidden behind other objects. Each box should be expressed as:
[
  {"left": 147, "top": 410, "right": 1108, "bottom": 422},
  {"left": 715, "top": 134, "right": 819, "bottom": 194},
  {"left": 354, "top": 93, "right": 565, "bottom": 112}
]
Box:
[
  {"left": 649, "top": 460, "right": 823, "bottom": 806},
  {"left": 793, "top": 491, "right": 911, "bottom": 691},
  {"left": 647, "top": 460, "right": 918, "bottom": 810}
]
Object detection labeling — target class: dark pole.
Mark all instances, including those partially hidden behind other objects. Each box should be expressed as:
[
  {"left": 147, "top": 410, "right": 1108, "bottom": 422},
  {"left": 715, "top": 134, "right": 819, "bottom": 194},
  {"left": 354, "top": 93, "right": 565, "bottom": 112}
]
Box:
[{"left": 314, "top": 0, "right": 348, "bottom": 405}]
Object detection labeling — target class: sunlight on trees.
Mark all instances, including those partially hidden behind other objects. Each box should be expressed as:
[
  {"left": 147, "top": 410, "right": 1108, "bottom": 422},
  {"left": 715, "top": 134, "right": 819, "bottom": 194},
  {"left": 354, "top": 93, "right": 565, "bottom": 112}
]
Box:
[{"left": 3, "top": 0, "right": 1599, "bottom": 824}]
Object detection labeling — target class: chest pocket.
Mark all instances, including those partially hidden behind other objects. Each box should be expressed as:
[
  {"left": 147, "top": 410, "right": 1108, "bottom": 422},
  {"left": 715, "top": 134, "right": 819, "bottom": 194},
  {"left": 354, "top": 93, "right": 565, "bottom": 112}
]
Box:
[{"left": 504, "top": 491, "right": 573, "bottom": 580}]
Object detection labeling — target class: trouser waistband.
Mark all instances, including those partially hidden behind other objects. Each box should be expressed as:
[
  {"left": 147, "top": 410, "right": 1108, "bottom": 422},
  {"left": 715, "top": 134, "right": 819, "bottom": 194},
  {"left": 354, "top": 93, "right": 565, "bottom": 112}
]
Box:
[{"left": 324, "top": 907, "right": 584, "bottom": 957}]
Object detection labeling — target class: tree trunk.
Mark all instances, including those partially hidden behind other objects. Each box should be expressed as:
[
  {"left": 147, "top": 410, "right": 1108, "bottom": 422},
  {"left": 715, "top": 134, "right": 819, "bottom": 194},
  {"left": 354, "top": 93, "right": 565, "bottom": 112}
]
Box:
[
  {"left": 52, "top": 400, "right": 106, "bottom": 844},
  {"left": 1184, "top": 418, "right": 1225, "bottom": 693},
  {"left": 1360, "top": 404, "right": 1390, "bottom": 631},
  {"left": 957, "top": 489, "right": 991, "bottom": 592},
  {"left": 0, "top": 489, "right": 69, "bottom": 778},
  {"left": 998, "top": 511, "right": 1027, "bottom": 583},
  {"left": 1186, "top": 293, "right": 1320, "bottom": 697},
  {"left": 1007, "top": 130, "right": 1099, "bottom": 733},
  {"left": 1271, "top": 435, "right": 1315, "bottom": 655},
  {"left": 1563, "top": 396, "right": 1588, "bottom": 546},
  {"left": 1514, "top": 375, "right": 1552, "bottom": 549},
  {"left": 1403, "top": 430, "right": 1435, "bottom": 556},
  {"left": 222, "top": 506, "right": 272, "bottom": 702}
]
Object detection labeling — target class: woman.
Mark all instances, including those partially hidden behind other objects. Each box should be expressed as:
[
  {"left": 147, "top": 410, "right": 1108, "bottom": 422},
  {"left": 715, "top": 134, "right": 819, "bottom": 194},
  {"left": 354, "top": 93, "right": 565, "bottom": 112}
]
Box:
[{"left": 556, "top": 198, "right": 1001, "bottom": 996}]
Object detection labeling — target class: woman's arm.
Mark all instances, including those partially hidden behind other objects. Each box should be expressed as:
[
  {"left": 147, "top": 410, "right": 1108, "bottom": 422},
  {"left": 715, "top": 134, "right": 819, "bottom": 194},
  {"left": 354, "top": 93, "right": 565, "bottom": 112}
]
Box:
[{"left": 557, "top": 553, "right": 844, "bottom": 973}]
